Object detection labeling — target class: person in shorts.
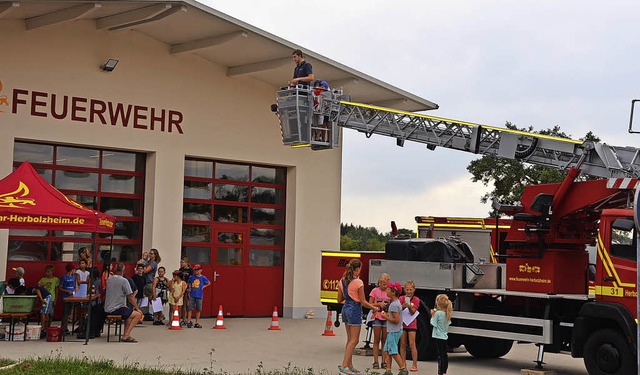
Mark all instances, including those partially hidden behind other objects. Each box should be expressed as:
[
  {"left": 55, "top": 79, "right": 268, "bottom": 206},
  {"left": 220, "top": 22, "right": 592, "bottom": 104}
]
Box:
[
  {"left": 368, "top": 273, "right": 391, "bottom": 369},
  {"left": 337, "top": 259, "right": 379, "bottom": 375},
  {"left": 186, "top": 264, "right": 210, "bottom": 328},
  {"left": 380, "top": 281, "right": 409, "bottom": 375},
  {"left": 38, "top": 264, "right": 59, "bottom": 307},
  {"left": 104, "top": 263, "right": 143, "bottom": 342},
  {"left": 32, "top": 285, "right": 54, "bottom": 330}
]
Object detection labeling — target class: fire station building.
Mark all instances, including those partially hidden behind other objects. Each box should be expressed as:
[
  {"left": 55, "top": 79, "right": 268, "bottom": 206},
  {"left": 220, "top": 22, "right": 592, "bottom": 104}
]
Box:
[{"left": 0, "top": 0, "right": 435, "bottom": 318}]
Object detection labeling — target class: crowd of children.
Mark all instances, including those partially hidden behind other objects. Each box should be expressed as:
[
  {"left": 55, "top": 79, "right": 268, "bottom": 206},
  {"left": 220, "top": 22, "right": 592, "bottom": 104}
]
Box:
[
  {"left": 338, "top": 259, "right": 453, "bottom": 375},
  {"left": 5, "top": 251, "right": 448, "bottom": 374},
  {"left": 2, "top": 251, "right": 215, "bottom": 340}
]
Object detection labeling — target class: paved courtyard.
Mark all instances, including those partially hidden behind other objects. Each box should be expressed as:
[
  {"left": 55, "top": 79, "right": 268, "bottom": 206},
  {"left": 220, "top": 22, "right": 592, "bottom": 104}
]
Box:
[{"left": 1, "top": 318, "right": 587, "bottom": 374}]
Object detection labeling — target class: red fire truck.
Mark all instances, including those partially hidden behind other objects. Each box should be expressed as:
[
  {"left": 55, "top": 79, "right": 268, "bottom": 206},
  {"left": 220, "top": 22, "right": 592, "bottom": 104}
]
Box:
[
  {"left": 276, "top": 88, "right": 640, "bottom": 375},
  {"left": 373, "top": 172, "right": 637, "bottom": 373}
]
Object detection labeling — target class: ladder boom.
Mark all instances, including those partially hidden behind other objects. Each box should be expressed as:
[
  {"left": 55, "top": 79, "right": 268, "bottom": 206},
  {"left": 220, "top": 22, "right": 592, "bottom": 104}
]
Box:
[{"left": 274, "top": 87, "right": 640, "bottom": 179}]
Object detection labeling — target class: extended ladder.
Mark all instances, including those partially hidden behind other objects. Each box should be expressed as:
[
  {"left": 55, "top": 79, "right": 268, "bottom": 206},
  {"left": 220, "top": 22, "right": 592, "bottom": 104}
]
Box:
[{"left": 274, "top": 87, "right": 640, "bottom": 178}]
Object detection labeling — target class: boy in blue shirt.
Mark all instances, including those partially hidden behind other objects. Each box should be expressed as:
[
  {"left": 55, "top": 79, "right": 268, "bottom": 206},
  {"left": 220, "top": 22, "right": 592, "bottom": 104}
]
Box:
[
  {"left": 186, "top": 264, "right": 210, "bottom": 328},
  {"left": 59, "top": 263, "right": 77, "bottom": 299}
]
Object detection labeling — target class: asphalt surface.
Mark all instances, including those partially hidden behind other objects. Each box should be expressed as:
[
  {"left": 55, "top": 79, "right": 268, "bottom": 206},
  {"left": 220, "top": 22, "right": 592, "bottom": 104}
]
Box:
[{"left": 0, "top": 318, "right": 588, "bottom": 374}]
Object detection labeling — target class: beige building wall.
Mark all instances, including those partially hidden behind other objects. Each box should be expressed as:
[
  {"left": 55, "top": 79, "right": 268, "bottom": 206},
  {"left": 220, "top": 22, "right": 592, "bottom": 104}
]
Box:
[{"left": 0, "top": 20, "right": 341, "bottom": 318}]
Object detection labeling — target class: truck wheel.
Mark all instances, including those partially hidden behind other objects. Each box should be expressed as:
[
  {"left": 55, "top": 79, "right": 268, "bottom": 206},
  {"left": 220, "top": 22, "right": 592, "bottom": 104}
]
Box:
[
  {"left": 464, "top": 336, "right": 513, "bottom": 358},
  {"left": 414, "top": 311, "right": 436, "bottom": 361},
  {"left": 584, "top": 329, "right": 636, "bottom": 375}
]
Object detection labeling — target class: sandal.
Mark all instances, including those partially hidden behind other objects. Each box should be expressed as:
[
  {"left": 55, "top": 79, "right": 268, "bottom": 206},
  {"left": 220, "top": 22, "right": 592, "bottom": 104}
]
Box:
[
  {"left": 122, "top": 336, "right": 138, "bottom": 343},
  {"left": 410, "top": 365, "right": 418, "bottom": 372},
  {"left": 337, "top": 366, "right": 354, "bottom": 375},
  {"left": 372, "top": 362, "right": 380, "bottom": 369}
]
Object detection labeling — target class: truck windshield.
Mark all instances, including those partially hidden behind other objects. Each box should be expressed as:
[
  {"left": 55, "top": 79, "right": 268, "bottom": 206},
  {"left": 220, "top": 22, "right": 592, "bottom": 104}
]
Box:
[{"left": 610, "top": 218, "right": 636, "bottom": 261}]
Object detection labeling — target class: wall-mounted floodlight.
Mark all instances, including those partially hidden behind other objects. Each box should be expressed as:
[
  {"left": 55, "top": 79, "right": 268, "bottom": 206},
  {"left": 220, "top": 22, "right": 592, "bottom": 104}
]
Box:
[{"left": 100, "top": 59, "right": 119, "bottom": 72}]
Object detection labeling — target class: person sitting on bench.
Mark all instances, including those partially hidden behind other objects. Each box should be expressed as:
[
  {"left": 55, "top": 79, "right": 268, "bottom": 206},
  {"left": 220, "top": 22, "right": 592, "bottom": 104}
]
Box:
[{"left": 104, "top": 263, "right": 143, "bottom": 343}]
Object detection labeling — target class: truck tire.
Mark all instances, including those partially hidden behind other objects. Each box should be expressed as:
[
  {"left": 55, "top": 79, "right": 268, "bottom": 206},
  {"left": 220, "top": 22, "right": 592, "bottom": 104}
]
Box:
[
  {"left": 414, "top": 311, "right": 436, "bottom": 361},
  {"left": 464, "top": 336, "right": 513, "bottom": 358},
  {"left": 584, "top": 329, "right": 636, "bottom": 375}
]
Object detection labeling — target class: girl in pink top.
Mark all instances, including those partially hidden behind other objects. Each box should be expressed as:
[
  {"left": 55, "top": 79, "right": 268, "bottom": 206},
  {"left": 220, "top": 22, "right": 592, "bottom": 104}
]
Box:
[
  {"left": 399, "top": 280, "right": 421, "bottom": 372},
  {"left": 368, "top": 273, "right": 391, "bottom": 369}
]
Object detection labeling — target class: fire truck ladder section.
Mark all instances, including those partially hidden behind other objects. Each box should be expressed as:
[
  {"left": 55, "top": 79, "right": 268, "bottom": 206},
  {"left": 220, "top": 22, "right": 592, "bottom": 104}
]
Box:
[{"left": 275, "top": 87, "right": 640, "bottom": 179}]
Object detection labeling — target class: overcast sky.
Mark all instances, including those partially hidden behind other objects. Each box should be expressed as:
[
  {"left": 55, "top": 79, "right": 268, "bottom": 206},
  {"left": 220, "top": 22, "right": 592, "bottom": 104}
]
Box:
[{"left": 206, "top": 0, "right": 640, "bottom": 232}]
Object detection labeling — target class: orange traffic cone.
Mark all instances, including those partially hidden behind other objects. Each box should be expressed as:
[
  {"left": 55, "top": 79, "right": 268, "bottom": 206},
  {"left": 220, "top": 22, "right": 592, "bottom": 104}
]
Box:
[
  {"left": 322, "top": 310, "right": 335, "bottom": 336},
  {"left": 213, "top": 305, "right": 226, "bottom": 329},
  {"left": 169, "top": 305, "right": 182, "bottom": 331},
  {"left": 268, "top": 306, "right": 281, "bottom": 330}
]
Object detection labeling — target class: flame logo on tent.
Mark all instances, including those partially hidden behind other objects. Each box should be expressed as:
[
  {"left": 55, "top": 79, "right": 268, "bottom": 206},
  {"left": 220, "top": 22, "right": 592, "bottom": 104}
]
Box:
[
  {"left": 49, "top": 184, "right": 93, "bottom": 212},
  {"left": 0, "top": 181, "right": 36, "bottom": 208},
  {"left": 63, "top": 194, "right": 93, "bottom": 212}
]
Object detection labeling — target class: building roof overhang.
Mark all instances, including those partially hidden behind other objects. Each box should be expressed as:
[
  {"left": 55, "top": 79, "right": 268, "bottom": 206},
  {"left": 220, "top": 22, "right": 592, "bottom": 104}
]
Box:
[{"left": 1, "top": 0, "right": 438, "bottom": 112}]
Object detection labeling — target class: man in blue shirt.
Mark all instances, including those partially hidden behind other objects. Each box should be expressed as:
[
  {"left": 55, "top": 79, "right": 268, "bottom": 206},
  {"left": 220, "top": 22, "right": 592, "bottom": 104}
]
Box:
[{"left": 289, "top": 49, "right": 314, "bottom": 88}]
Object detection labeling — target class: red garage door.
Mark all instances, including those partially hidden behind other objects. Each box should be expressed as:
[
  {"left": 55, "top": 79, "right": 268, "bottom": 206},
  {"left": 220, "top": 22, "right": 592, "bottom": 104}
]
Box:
[{"left": 182, "top": 159, "right": 285, "bottom": 317}]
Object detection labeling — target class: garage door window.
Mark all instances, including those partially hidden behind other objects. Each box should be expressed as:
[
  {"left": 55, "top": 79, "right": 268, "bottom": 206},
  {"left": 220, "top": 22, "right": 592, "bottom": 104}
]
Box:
[
  {"left": 182, "top": 159, "right": 286, "bottom": 265},
  {"left": 9, "top": 141, "right": 145, "bottom": 262}
]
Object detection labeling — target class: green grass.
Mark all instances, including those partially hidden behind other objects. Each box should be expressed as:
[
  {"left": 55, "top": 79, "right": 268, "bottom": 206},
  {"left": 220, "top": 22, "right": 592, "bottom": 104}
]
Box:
[{"left": 0, "top": 355, "right": 337, "bottom": 375}]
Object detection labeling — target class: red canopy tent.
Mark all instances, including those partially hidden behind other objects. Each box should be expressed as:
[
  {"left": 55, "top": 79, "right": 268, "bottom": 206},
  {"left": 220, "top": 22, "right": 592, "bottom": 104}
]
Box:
[
  {"left": 0, "top": 161, "right": 116, "bottom": 233},
  {"left": 0, "top": 161, "right": 115, "bottom": 344}
]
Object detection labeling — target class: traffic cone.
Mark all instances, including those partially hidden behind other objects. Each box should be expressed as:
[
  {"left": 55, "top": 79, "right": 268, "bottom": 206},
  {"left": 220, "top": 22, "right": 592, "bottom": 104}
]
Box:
[
  {"left": 322, "top": 310, "right": 335, "bottom": 336},
  {"left": 169, "top": 305, "right": 182, "bottom": 331},
  {"left": 268, "top": 306, "right": 281, "bottom": 330},
  {"left": 213, "top": 305, "right": 226, "bottom": 329}
]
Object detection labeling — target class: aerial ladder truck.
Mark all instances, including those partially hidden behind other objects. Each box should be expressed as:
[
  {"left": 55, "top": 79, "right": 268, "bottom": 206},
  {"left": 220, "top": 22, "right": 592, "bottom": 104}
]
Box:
[{"left": 274, "top": 87, "right": 640, "bottom": 375}]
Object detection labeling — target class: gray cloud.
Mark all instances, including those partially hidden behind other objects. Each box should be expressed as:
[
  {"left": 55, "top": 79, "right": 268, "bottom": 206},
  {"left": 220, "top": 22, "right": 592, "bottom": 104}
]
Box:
[{"left": 208, "top": 0, "right": 640, "bottom": 230}]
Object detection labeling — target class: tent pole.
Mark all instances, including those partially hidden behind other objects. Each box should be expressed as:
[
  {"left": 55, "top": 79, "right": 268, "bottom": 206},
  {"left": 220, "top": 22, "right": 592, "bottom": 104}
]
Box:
[
  {"left": 109, "top": 235, "right": 114, "bottom": 269},
  {"left": 84, "top": 232, "right": 98, "bottom": 345}
]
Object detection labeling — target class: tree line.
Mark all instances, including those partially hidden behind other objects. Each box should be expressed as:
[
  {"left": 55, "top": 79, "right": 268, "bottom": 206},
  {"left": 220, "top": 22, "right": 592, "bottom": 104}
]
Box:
[{"left": 340, "top": 223, "right": 415, "bottom": 251}]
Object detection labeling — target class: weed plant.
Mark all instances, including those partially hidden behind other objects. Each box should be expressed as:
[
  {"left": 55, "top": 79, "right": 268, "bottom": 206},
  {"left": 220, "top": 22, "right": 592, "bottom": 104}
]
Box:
[{"left": 0, "top": 350, "right": 358, "bottom": 375}]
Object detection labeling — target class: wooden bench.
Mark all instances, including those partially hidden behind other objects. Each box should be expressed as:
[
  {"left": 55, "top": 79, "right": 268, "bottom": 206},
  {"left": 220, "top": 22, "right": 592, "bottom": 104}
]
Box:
[
  {"left": 0, "top": 313, "right": 30, "bottom": 341},
  {"left": 105, "top": 315, "right": 122, "bottom": 342}
]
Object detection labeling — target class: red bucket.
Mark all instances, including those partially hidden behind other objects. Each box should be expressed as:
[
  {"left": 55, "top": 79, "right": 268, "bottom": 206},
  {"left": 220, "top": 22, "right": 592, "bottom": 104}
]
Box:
[{"left": 46, "top": 326, "right": 62, "bottom": 342}]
